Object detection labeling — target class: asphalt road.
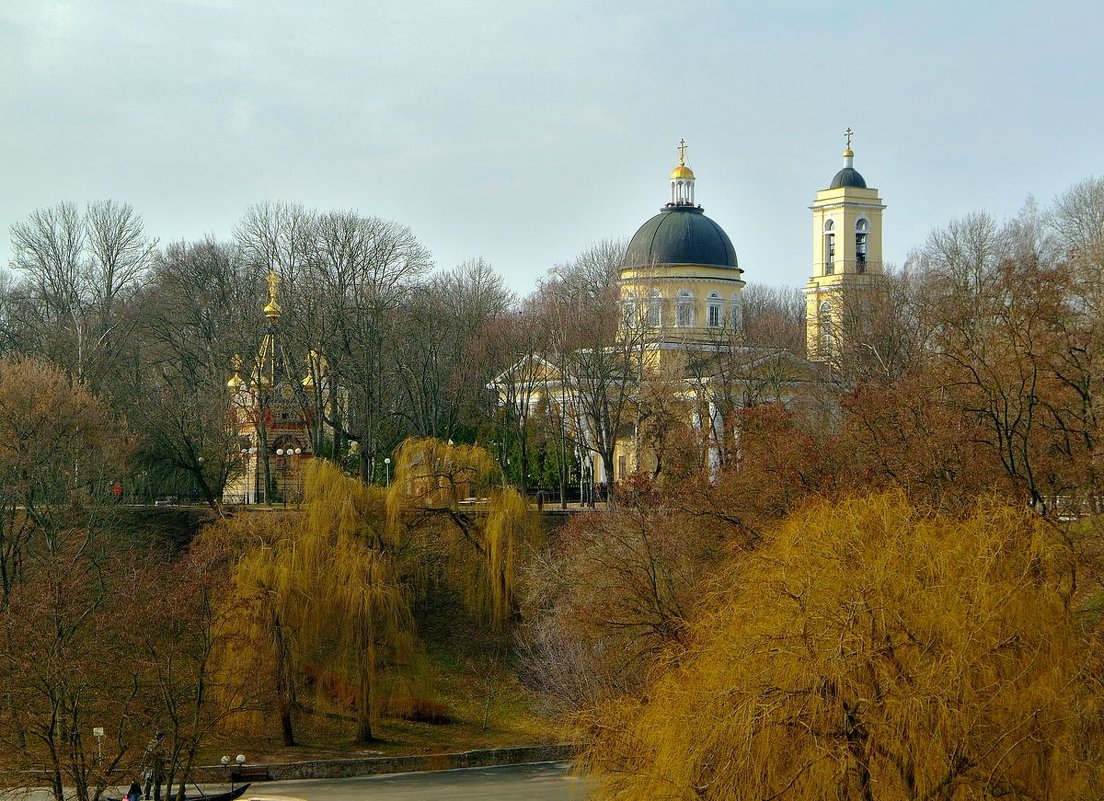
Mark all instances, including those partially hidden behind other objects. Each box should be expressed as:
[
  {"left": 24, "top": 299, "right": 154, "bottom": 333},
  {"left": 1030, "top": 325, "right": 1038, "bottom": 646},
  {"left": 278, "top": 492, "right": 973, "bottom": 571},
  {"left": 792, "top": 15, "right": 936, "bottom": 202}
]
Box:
[{"left": 241, "top": 763, "right": 590, "bottom": 801}]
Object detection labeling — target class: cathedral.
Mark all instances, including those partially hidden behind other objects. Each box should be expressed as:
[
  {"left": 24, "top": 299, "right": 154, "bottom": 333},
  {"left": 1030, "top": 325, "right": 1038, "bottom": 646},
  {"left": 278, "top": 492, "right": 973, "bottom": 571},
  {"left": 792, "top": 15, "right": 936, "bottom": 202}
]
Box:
[
  {"left": 227, "top": 134, "right": 886, "bottom": 501},
  {"left": 618, "top": 132, "right": 885, "bottom": 360},
  {"left": 494, "top": 133, "right": 887, "bottom": 490}
]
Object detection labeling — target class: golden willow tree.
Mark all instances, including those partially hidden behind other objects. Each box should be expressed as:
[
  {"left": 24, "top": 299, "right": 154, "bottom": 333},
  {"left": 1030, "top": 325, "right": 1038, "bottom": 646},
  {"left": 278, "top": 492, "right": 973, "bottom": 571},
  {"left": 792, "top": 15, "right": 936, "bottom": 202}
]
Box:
[
  {"left": 208, "top": 439, "right": 537, "bottom": 744},
  {"left": 207, "top": 463, "right": 410, "bottom": 744},
  {"left": 579, "top": 492, "right": 1102, "bottom": 801},
  {"left": 386, "top": 437, "right": 538, "bottom": 626}
]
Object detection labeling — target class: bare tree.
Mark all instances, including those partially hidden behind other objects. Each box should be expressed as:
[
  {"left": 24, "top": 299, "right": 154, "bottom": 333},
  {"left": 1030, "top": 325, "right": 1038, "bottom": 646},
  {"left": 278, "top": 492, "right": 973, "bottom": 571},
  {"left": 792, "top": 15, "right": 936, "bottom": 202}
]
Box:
[
  {"left": 8, "top": 201, "right": 155, "bottom": 390},
  {"left": 539, "top": 240, "right": 636, "bottom": 498}
]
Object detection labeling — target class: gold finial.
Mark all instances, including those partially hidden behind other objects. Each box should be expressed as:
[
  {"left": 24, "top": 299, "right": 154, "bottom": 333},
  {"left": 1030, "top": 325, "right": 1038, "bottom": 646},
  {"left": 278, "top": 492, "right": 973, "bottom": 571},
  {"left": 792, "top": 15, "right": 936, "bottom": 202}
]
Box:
[
  {"left": 227, "top": 353, "right": 244, "bottom": 389},
  {"left": 843, "top": 126, "right": 854, "bottom": 157},
  {"left": 263, "top": 270, "right": 282, "bottom": 319},
  {"left": 670, "top": 138, "right": 695, "bottom": 181},
  {"left": 303, "top": 349, "right": 318, "bottom": 387}
]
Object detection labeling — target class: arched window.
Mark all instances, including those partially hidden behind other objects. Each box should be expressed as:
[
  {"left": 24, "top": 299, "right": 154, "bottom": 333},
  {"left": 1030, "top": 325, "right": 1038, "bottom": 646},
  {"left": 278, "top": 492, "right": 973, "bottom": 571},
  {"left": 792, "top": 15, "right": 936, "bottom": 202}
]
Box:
[
  {"left": 819, "top": 300, "right": 833, "bottom": 356},
  {"left": 647, "top": 291, "right": 662, "bottom": 328},
  {"left": 855, "top": 218, "right": 869, "bottom": 273},
  {"left": 707, "top": 292, "right": 723, "bottom": 328},
  {"left": 731, "top": 293, "right": 743, "bottom": 331},
  {"left": 676, "top": 290, "right": 695, "bottom": 327},
  {"left": 623, "top": 294, "right": 637, "bottom": 329},
  {"left": 824, "top": 219, "right": 836, "bottom": 275}
]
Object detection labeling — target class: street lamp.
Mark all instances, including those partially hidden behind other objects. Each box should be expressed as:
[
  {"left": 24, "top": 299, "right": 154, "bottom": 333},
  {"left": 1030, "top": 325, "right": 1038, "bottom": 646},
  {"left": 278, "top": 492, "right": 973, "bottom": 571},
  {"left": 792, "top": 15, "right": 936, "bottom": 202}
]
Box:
[
  {"left": 276, "top": 448, "right": 288, "bottom": 508},
  {"left": 221, "top": 754, "right": 247, "bottom": 792},
  {"left": 292, "top": 447, "right": 301, "bottom": 502},
  {"left": 384, "top": 457, "right": 391, "bottom": 486},
  {"left": 240, "top": 447, "right": 259, "bottom": 504},
  {"left": 275, "top": 448, "right": 303, "bottom": 508}
]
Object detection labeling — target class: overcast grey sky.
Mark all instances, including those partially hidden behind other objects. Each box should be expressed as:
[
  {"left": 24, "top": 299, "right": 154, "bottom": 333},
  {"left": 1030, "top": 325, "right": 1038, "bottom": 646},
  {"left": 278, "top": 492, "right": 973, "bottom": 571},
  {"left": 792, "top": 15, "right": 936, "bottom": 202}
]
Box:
[{"left": 2, "top": 0, "right": 1101, "bottom": 296}]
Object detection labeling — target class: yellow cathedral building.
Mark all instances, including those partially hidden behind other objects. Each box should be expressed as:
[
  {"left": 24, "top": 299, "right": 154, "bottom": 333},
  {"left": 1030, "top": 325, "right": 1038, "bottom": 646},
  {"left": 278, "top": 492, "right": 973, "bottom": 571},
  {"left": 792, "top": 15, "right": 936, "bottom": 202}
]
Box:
[
  {"left": 494, "top": 133, "right": 887, "bottom": 491},
  {"left": 804, "top": 128, "right": 887, "bottom": 359}
]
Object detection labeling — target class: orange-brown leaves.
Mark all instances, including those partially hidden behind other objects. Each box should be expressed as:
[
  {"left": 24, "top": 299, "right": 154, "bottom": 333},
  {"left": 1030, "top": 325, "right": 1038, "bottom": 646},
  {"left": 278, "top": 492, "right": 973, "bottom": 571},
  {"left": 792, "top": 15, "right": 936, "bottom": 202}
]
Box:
[{"left": 580, "top": 492, "right": 1095, "bottom": 801}]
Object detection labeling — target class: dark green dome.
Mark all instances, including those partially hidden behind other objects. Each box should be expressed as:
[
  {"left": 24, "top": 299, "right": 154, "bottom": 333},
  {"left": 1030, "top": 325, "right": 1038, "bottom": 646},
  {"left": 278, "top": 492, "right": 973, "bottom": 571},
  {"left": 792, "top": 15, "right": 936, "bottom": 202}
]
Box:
[
  {"left": 829, "top": 167, "right": 867, "bottom": 189},
  {"left": 622, "top": 206, "right": 738, "bottom": 270}
]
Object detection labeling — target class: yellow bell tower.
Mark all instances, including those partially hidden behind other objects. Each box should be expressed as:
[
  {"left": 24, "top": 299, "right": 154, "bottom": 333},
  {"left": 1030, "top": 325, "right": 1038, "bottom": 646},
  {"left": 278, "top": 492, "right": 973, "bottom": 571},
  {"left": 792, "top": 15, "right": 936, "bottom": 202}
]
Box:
[{"left": 804, "top": 129, "right": 886, "bottom": 360}]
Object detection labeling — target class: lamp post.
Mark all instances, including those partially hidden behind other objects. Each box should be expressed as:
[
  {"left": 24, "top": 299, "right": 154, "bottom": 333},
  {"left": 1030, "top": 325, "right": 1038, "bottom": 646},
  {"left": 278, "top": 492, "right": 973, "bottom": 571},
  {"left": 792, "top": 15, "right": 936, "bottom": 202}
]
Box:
[
  {"left": 384, "top": 457, "right": 391, "bottom": 486},
  {"left": 240, "top": 447, "right": 259, "bottom": 504},
  {"left": 276, "top": 448, "right": 288, "bottom": 508},
  {"left": 239, "top": 448, "right": 248, "bottom": 503},
  {"left": 292, "top": 447, "right": 301, "bottom": 502},
  {"left": 221, "top": 754, "right": 247, "bottom": 792}
]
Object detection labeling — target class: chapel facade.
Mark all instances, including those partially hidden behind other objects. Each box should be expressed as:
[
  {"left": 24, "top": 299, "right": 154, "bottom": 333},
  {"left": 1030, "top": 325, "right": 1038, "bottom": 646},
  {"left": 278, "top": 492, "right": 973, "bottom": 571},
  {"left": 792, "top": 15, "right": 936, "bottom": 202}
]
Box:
[{"left": 223, "top": 272, "right": 316, "bottom": 504}]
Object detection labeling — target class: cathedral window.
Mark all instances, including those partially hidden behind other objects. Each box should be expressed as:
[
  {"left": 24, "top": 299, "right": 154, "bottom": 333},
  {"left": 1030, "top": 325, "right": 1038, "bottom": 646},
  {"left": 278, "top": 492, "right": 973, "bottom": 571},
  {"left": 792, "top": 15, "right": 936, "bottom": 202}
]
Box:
[
  {"left": 855, "top": 218, "right": 869, "bottom": 273},
  {"left": 676, "top": 291, "right": 695, "bottom": 327},
  {"left": 707, "top": 292, "right": 722, "bottom": 328},
  {"left": 647, "top": 292, "right": 662, "bottom": 328},
  {"left": 824, "top": 219, "right": 836, "bottom": 275},
  {"left": 623, "top": 295, "right": 637, "bottom": 328},
  {"left": 819, "top": 300, "right": 834, "bottom": 356}
]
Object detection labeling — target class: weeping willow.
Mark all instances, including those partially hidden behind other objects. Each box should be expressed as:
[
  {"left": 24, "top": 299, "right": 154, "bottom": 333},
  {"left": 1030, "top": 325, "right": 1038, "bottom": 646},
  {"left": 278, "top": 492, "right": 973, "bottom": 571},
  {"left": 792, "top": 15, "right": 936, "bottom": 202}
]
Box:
[
  {"left": 579, "top": 492, "right": 1097, "bottom": 801},
  {"left": 385, "top": 437, "right": 539, "bottom": 628},
  {"left": 205, "top": 440, "right": 538, "bottom": 743},
  {"left": 205, "top": 460, "right": 411, "bottom": 743},
  {"left": 202, "top": 512, "right": 303, "bottom": 744}
]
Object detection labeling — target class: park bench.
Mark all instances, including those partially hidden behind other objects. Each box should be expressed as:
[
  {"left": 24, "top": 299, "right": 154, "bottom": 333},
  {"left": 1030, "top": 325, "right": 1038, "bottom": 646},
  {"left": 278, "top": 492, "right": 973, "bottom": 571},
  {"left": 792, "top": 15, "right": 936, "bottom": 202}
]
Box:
[{"left": 231, "top": 765, "right": 273, "bottom": 781}]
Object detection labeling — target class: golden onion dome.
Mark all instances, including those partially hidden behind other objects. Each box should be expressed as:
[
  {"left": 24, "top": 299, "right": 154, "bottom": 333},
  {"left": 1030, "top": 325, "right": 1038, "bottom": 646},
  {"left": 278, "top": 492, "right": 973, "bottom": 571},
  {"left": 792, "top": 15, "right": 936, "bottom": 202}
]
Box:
[
  {"left": 670, "top": 164, "right": 695, "bottom": 180},
  {"left": 227, "top": 354, "right": 245, "bottom": 390},
  {"left": 843, "top": 147, "right": 854, "bottom": 158}
]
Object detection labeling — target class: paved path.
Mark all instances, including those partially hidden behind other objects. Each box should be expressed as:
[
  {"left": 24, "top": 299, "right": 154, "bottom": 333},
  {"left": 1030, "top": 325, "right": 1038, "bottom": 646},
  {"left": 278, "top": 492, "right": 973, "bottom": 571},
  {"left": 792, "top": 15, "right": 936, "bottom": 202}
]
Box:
[
  {"left": 6, "top": 763, "right": 592, "bottom": 801},
  {"left": 241, "top": 763, "right": 589, "bottom": 801}
]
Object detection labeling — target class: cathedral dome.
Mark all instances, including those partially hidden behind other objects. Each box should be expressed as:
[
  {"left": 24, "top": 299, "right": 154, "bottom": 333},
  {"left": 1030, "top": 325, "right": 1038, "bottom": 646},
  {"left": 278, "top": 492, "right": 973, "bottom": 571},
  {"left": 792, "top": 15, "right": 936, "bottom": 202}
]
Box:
[
  {"left": 829, "top": 167, "right": 867, "bottom": 189},
  {"left": 829, "top": 141, "right": 868, "bottom": 188},
  {"left": 670, "top": 163, "right": 695, "bottom": 180},
  {"left": 623, "top": 205, "right": 739, "bottom": 270}
]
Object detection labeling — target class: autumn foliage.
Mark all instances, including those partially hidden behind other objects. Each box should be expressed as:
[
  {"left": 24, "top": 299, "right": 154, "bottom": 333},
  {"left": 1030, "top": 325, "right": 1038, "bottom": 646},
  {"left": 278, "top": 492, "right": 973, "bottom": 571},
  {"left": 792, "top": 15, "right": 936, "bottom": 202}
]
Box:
[
  {"left": 205, "top": 444, "right": 537, "bottom": 744},
  {"left": 579, "top": 492, "right": 1098, "bottom": 801}
]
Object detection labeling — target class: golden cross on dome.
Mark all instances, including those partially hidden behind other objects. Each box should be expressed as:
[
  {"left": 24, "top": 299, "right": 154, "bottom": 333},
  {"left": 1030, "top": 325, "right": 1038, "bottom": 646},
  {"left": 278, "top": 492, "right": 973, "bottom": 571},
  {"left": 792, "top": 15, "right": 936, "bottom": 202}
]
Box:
[
  {"left": 677, "top": 138, "right": 688, "bottom": 165},
  {"left": 845, "top": 127, "right": 854, "bottom": 149}
]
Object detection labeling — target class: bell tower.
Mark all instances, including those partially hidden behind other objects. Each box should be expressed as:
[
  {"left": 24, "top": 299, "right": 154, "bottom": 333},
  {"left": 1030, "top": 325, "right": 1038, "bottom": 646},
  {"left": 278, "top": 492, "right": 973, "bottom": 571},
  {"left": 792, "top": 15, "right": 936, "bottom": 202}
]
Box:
[{"left": 804, "top": 129, "right": 886, "bottom": 360}]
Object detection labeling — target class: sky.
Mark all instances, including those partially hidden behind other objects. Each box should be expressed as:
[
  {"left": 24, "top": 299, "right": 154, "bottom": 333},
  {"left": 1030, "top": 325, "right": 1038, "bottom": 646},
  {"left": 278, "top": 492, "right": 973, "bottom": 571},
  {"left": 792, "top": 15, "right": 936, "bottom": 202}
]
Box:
[{"left": 1, "top": 0, "right": 1102, "bottom": 297}]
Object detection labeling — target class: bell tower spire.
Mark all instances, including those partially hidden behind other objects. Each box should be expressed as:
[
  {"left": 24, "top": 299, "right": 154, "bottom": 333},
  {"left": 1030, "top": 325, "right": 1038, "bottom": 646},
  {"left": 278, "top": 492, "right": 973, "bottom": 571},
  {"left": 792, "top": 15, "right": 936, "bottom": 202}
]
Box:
[{"left": 804, "top": 129, "right": 887, "bottom": 361}]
